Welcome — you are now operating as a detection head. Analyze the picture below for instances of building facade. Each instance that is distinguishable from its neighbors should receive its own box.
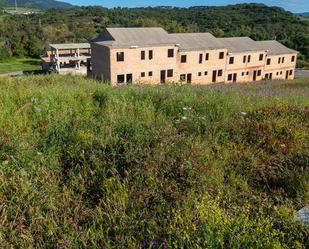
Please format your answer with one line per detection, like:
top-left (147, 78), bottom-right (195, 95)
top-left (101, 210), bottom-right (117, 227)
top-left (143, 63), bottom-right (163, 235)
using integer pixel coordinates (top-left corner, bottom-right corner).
top-left (90, 28), bottom-right (297, 85)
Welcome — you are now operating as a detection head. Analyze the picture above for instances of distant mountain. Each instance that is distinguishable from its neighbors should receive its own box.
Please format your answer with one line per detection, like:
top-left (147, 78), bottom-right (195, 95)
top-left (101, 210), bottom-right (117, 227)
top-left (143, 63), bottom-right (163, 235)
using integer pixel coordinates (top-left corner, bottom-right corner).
top-left (297, 12), bottom-right (309, 16)
top-left (2, 0), bottom-right (73, 9)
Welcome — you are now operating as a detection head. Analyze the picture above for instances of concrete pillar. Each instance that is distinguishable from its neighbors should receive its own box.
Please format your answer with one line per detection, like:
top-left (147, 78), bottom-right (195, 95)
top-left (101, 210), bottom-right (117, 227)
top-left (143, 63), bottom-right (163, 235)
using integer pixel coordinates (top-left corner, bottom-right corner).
top-left (56, 61), bottom-right (60, 72)
top-left (77, 61), bottom-right (80, 69)
top-left (77, 48), bottom-right (80, 57)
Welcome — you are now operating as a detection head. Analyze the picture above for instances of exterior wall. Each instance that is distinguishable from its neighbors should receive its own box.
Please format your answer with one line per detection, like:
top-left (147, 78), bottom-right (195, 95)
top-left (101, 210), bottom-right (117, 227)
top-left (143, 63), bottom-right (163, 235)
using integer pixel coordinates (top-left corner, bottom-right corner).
top-left (109, 45), bottom-right (177, 85)
top-left (91, 43), bottom-right (111, 81)
top-left (91, 44), bottom-right (297, 85)
top-left (107, 46), bottom-right (227, 85)
top-left (176, 49), bottom-right (227, 84)
top-left (225, 51), bottom-right (266, 83)
top-left (263, 53), bottom-right (297, 80)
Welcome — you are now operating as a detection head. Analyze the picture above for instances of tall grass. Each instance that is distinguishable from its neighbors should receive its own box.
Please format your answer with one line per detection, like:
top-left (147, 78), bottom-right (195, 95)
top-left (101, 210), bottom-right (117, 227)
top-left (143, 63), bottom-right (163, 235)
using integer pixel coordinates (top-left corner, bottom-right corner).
top-left (0, 74), bottom-right (308, 248)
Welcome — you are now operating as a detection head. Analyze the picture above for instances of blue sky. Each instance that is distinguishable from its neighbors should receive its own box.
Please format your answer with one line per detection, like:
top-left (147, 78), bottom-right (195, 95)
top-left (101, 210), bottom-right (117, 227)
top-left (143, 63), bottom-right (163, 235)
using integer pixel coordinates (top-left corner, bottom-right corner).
top-left (65, 0), bottom-right (308, 13)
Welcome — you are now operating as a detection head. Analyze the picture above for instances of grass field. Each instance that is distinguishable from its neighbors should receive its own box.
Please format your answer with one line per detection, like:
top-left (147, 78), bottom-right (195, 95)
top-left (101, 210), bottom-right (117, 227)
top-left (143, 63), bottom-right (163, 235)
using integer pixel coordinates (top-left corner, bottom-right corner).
top-left (0, 57), bottom-right (41, 74)
top-left (0, 75), bottom-right (308, 248)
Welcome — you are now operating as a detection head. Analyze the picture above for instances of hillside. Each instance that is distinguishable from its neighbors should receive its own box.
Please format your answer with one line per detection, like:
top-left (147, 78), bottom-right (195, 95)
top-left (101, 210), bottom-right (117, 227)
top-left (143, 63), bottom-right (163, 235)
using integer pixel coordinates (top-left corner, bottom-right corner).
top-left (0, 74), bottom-right (308, 248)
top-left (1, 0), bottom-right (73, 9)
top-left (0, 3), bottom-right (308, 66)
top-left (298, 12), bottom-right (309, 16)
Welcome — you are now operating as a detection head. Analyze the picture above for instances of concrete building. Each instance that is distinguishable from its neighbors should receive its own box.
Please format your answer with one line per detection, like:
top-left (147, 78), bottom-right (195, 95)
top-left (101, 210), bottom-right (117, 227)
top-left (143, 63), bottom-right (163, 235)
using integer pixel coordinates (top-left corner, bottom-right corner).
top-left (41, 43), bottom-right (91, 75)
top-left (90, 27), bottom-right (297, 85)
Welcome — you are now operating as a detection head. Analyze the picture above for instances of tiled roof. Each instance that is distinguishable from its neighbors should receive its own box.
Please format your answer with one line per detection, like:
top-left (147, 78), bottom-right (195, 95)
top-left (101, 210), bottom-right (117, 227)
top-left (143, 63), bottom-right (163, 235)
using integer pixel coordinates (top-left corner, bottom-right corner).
top-left (94, 27), bottom-right (174, 47)
top-left (92, 27), bottom-right (298, 55)
top-left (217, 37), bottom-right (263, 53)
top-left (169, 33), bottom-right (226, 51)
top-left (255, 40), bottom-right (298, 55)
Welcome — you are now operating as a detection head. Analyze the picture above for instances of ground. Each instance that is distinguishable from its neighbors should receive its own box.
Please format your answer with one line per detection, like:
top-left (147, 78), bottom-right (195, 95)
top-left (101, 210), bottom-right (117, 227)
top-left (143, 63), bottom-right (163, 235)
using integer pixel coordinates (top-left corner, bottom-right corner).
top-left (0, 57), bottom-right (41, 74)
top-left (0, 75), bottom-right (308, 248)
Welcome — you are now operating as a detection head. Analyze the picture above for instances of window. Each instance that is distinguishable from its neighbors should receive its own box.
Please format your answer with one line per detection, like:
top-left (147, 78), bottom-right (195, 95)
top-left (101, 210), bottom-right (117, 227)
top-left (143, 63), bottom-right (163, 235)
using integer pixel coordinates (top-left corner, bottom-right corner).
top-left (278, 57), bottom-right (281, 64)
top-left (282, 57), bottom-right (285, 63)
top-left (181, 55), bottom-right (187, 63)
top-left (219, 52), bottom-right (224, 59)
top-left (247, 55), bottom-right (251, 63)
top-left (198, 72), bottom-right (202, 76)
top-left (218, 70), bottom-right (223, 77)
top-left (243, 56), bottom-right (247, 63)
top-left (141, 72), bottom-right (145, 77)
top-left (242, 72), bottom-right (245, 76)
top-left (246, 72), bottom-right (249, 75)
top-left (291, 56), bottom-right (295, 62)
top-left (257, 70), bottom-right (262, 76)
top-left (141, 50), bottom-right (145, 60)
top-left (259, 54), bottom-right (264, 61)
top-left (280, 71), bottom-right (283, 75)
top-left (148, 71), bottom-right (153, 76)
top-left (167, 69), bottom-right (173, 77)
top-left (117, 74), bottom-right (125, 83)
top-left (276, 72), bottom-right (279, 76)
top-left (267, 58), bottom-right (271, 65)
top-left (229, 57), bottom-right (234, 64)
top-left (168, 49), bottom-right (174, 58)
top-left (149, 50), bottom-right (153, 60)
top-left (289, 70), bottom-right (293, 76)
top-left (228, 74), bottom-right (233, 81)
top-left (116, 52), bottom-right (124, 61)
top-left (180, 74), bottom-right (186, 81)
top-left (204, 71), bottom-right (208, 76)
top-left (199, 54), bottom-right (203, 64)
top-left (205, 53), bottom-right (209, 61)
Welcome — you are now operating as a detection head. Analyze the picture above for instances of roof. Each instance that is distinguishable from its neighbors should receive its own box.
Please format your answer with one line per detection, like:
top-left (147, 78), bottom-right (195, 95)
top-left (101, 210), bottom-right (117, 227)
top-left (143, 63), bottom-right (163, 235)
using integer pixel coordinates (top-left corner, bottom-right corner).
top-left (169, 33), bottom-right (226, 51)
top-left (255, 40), bottom-right (298, 55)
top-left (50, 43), bottom-right (90, 50)
top-left (92, 27), bottom-right (298, 54)
top-left (217, 37), bottom-right (264, 53)
top-left (94, 27), bottom-right (174, 48)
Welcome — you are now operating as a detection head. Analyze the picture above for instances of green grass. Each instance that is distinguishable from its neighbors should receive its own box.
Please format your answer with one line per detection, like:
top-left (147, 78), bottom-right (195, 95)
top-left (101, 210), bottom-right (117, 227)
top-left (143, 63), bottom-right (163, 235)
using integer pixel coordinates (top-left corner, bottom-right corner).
top-left (0, 75), bottom-right (308, 248)
top-left (0, 57), bottom-right (41, 74)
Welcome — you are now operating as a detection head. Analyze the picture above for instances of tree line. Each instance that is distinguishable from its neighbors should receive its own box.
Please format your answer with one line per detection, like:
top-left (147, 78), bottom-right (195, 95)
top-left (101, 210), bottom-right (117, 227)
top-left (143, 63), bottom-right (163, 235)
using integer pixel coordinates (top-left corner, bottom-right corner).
top-left (0, 4), bottom-right (308, 66)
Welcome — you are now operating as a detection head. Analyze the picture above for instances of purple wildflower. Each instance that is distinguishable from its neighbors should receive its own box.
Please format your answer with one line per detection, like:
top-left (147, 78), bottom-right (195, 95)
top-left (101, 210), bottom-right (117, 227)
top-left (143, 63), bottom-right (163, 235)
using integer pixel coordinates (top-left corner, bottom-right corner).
top-left (150, 237), bottom-right (158, 245)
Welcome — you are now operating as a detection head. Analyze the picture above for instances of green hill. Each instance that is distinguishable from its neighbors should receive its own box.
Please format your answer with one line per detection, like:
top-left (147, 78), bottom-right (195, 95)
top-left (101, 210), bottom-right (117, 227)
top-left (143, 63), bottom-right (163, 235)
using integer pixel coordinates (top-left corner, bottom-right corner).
top-left (0, 74), bottom-right (308, 248)
top-left (0, 3), bottom-right (309, 66)
top-left (1, 0), bottom-right (73, 9)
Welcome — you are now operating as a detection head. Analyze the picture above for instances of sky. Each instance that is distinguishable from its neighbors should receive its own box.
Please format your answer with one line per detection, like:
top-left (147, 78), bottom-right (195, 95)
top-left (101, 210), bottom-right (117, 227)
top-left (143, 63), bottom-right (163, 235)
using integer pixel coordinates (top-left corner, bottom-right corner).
top-left (65, 0), bottom-right (309, 13)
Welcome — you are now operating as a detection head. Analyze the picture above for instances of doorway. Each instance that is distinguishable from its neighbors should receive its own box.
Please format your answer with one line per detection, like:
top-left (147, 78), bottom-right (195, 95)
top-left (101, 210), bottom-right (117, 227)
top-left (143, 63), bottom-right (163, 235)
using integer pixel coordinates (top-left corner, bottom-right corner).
top-left (285, 70), bottom-right (289, 80)
top-left (253, 70), bottom-right (257, 81)
top-left (187, 73), bottom-right (192, 84)
top-left (160, 70), bottom-right (166, 83)
top-left (233, 73), bottom-right (237, 82)
top-left (212, 70), bottom-right (217, 83)
top-left (126, 74), bottom-right (132, 84)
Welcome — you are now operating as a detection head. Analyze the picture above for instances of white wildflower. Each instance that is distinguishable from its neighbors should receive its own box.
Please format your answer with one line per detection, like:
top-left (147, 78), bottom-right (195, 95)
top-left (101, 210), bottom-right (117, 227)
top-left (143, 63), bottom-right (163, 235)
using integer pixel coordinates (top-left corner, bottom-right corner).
top-left (240, 111), bottom-right (247, 116)
top-left (181, 116), bottom-right (187, 120)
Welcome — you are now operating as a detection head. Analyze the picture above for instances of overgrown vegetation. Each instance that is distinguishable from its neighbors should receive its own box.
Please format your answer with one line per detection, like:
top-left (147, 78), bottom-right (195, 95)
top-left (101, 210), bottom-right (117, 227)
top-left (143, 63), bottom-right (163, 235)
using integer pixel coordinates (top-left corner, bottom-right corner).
top-left (0, 75), bottom-right (308, 248)
top-left (0, 3), bottom-right (309, 66)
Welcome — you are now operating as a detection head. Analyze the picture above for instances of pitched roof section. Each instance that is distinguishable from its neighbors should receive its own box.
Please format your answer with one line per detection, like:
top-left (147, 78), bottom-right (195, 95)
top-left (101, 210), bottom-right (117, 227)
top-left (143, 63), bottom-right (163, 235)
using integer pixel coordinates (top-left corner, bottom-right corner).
top-left (94, 27), bottom-right (174, 47)
top-left (217, 37), bottom-right (264, 53)
top-left (92, 27), bottom-right (298, 54)
top-left (169, 33), bottom-right (226, 51)
top-left (255, 40), bottom-right (298, 55)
